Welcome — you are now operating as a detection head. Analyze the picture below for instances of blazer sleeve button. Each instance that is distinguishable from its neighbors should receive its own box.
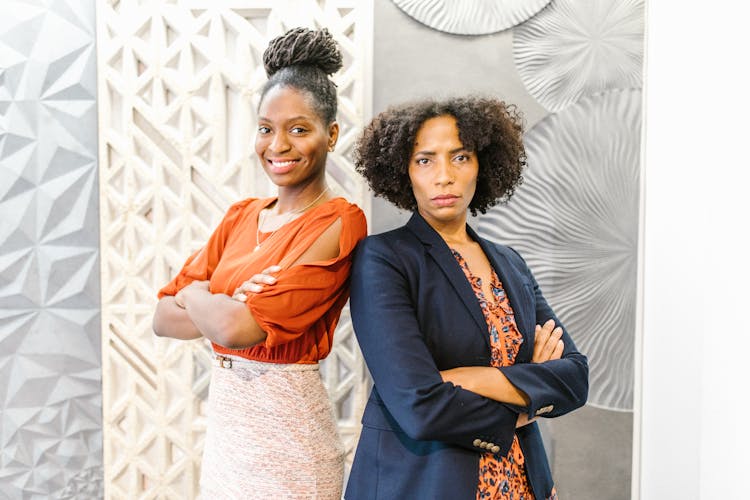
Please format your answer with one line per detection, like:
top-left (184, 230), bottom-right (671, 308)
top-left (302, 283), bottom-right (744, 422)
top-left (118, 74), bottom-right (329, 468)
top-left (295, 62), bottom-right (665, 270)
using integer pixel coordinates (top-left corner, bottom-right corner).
top-left (473, 439), bottom-right (482, 447)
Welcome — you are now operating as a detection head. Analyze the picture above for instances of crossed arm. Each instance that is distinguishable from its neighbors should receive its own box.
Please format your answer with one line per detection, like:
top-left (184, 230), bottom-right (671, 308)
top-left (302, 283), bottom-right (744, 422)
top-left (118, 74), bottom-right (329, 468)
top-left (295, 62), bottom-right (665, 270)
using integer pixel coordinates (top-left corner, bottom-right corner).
top-left (440, 319), bottom-right (565, 427)
top-left (152, 219), bottom-right (342, 349)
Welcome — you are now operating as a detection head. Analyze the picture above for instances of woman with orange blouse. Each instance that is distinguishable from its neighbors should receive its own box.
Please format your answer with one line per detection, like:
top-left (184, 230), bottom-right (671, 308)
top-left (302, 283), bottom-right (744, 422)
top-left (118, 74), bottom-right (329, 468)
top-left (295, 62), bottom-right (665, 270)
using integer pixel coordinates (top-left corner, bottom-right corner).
top-left (346, 98), bottom-right (588, 499)
top-left (152, 28), bottom-right (366, 498)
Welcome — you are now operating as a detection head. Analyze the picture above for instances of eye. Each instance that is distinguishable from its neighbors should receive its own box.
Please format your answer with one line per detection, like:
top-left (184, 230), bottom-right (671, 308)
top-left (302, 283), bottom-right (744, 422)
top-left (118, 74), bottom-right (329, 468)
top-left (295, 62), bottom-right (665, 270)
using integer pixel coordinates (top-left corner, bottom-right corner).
top-left (454, 153), bottom-right (470, 163)
top-left (290, 126), bottom-right (307, 134)
top-left (415, 157), bottom-right (430, 166)
top-left (258, 126), bottom-right (271, 134)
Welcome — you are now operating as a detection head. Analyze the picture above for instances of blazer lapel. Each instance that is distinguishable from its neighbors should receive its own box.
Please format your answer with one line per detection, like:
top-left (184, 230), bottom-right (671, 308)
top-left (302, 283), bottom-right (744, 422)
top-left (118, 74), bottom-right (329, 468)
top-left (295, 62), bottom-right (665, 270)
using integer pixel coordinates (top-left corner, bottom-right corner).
top-left (406, 213), bottom-right (491, 351)
top-left (469, 225), bottom-right (535, 362)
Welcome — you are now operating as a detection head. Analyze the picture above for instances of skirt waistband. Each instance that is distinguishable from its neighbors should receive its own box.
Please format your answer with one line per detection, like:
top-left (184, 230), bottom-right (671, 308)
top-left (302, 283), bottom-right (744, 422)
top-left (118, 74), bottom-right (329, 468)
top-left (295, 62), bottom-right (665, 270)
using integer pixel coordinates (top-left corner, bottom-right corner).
top-left (213, 353), bottom-right (319, 372)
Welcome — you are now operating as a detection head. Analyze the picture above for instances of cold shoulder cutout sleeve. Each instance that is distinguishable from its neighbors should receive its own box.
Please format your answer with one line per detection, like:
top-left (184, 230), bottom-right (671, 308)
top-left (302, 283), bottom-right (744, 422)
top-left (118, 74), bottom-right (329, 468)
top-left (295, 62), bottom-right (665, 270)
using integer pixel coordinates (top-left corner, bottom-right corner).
top-left (246, 202), bottom-right (367, 349)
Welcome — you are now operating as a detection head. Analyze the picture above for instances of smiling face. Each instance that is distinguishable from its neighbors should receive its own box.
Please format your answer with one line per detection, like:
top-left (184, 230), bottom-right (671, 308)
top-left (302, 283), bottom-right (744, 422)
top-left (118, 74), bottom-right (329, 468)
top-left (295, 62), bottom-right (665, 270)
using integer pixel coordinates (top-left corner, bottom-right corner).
top-left (408, 115), bottom-right (479, 230)
top-left (255, 85), bottom-right (338, 189)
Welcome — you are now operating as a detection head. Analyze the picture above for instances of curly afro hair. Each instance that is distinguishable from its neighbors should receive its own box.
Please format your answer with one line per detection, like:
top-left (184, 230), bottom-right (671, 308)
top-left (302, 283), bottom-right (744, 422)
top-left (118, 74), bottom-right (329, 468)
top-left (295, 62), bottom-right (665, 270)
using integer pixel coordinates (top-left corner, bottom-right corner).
top-left (260, 27), bottom-right (343, 124)
top-left (355, 97), bottom-right (527, 215)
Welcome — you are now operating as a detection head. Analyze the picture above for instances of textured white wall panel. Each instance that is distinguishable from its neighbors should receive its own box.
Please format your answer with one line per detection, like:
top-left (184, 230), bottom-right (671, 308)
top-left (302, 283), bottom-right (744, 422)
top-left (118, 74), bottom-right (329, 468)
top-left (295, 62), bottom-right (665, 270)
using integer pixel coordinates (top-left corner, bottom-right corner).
top-left (513, 0), bottom-right (644, 112)
top-left (0, 1), bottom-right (102, 499)
top-left (478, 89), bottom-right (641, 411)
top-left (95, 1), bottom-right (372, 497)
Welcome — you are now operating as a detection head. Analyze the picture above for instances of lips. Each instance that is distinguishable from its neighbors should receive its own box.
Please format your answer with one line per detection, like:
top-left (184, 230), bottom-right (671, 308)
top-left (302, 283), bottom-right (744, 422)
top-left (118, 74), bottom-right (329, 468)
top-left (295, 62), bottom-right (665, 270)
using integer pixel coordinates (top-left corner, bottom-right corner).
top-left (431, 194), bottom-right (459, 207)
top-left (266, 158), bottom-right (299, 174)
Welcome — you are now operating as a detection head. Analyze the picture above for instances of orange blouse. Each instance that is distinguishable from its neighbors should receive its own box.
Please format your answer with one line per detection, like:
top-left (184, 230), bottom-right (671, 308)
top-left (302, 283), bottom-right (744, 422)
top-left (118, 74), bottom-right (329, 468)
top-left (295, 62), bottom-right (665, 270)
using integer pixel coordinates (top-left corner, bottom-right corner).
top-left (158, 196), bottom-right (367, 364)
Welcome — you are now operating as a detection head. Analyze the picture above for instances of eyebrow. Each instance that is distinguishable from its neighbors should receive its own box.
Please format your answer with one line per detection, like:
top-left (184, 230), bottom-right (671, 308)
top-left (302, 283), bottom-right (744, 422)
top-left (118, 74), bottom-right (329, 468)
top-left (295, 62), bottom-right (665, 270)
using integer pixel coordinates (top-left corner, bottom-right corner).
top-left (413, 147), bottom-right (469, 156)
top-left (257, 115), bottom-right (313, 123)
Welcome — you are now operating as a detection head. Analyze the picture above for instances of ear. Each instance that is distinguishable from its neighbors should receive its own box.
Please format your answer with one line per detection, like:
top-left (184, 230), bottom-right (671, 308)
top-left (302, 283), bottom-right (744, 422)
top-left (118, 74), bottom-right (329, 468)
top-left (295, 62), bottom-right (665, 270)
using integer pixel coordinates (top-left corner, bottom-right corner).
top-left (327, 121), bottom-right (339, 152)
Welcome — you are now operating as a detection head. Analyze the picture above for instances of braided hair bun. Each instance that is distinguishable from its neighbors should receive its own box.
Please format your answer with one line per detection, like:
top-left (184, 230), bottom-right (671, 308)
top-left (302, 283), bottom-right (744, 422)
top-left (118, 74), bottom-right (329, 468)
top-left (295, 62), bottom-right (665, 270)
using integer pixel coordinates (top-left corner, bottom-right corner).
top-left (259, 27), bottom-right (343, 124)
top-left (263, 27), bottom-right (343, 78)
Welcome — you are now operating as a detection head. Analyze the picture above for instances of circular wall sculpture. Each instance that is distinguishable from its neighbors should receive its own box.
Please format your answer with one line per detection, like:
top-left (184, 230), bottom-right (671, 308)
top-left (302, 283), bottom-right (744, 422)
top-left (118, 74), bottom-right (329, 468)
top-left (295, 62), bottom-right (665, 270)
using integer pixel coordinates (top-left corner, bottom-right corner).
top-left (477, 89), bottom-right (641, 411)
top-left (392, 0), bottom-right (552, 35)
top-left (514, 0), bottom-right (643, 111)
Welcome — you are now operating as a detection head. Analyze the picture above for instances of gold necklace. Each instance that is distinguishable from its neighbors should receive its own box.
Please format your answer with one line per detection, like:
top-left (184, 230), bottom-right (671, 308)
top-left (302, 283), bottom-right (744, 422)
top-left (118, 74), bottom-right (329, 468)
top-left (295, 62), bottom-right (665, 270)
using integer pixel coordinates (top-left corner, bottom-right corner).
top-left (254, 187), bottom-right (329, 251)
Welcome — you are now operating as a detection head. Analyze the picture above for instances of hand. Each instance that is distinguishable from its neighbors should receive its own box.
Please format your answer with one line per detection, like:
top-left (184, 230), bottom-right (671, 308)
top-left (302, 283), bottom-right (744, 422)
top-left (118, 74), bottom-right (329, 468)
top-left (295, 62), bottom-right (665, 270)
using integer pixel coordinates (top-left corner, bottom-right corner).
top-left (532, 319), bottom-right (564, 364)
top-left (516, 413), bottom-right (537, 428)
top-left (231, 265), bottom-right (281, 302)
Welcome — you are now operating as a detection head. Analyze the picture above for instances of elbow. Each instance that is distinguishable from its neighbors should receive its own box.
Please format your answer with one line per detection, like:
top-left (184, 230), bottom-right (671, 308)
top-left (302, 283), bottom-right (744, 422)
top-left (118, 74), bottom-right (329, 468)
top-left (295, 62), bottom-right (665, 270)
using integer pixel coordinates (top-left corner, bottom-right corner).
top-left (152, 302), bottom-right (167, 337)
top-left (211, 314), bottom-right (264, 349)
top-left (401, 419), bottom-right (434, 441)
top-left (397, 402), bottom-right (443, 441)
top-left (572, 355), bottom-right (590, 409)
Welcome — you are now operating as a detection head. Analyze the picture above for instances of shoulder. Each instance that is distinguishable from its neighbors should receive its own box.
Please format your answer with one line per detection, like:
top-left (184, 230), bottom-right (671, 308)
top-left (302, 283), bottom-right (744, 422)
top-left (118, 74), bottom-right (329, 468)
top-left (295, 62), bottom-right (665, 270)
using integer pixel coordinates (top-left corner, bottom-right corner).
top-left (355, 225), bottom-right (420, 266)
top-left (315, 197), bottom-right (368, 242)
top-left (213, 197), bottom-right (266, 232)
top-left (479, 237), bottom-right (532, 274)
top-left (224, 197), bottom-right (269, 219)
top-left (327, 197), bottom-right (367, 226)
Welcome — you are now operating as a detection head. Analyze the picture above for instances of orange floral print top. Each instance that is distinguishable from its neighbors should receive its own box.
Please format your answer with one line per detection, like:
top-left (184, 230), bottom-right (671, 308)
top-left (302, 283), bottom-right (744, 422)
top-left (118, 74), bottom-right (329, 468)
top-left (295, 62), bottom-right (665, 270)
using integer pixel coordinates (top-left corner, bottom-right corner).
top-left (451, 249), bottom-right (558, 500)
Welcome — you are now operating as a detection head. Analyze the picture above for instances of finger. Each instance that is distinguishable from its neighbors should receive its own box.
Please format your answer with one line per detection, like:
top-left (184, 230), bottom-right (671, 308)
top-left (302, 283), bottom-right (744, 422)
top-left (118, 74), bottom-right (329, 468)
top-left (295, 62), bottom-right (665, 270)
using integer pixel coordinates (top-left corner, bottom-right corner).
top-left (538, 327), bottom-right (563, 361)
top-left (250, 273), bottom-right (277, 285)
top-left (541, 318), bottom-right (556, 334)
top-left (550, 339), bottom-right (564, 360)
top-left (533, 321), bottom-right (553, 349)
top-left (238, 282), bottom-right (264, 293)
top-left (261, 265), bottom-right (282, 275)
top-left (232, 292), bottom-right (248, 302)
top-left (532, 324), bottom-right (546, 359)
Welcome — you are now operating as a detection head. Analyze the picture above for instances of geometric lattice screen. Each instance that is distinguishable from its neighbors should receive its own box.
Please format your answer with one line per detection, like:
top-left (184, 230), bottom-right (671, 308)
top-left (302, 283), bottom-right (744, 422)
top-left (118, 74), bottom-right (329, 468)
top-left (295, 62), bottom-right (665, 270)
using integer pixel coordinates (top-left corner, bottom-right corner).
top-left (96, 1), bottom-right (372, 497)
top-left (1, 1), bottom-right (102, 498)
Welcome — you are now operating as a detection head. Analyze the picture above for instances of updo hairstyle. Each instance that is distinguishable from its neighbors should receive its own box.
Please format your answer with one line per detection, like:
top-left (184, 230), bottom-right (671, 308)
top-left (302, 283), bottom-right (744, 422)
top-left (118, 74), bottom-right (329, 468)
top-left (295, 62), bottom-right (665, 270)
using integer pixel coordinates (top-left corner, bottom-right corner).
top-left (260, 27), bottom-right (343, 124)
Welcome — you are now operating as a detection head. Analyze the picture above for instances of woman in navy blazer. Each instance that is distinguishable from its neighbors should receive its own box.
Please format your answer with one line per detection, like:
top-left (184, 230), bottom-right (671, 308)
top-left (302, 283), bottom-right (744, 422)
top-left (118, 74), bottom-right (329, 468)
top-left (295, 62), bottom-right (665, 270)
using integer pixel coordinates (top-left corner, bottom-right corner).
top-left (346, 97), bottom-right (588, 499)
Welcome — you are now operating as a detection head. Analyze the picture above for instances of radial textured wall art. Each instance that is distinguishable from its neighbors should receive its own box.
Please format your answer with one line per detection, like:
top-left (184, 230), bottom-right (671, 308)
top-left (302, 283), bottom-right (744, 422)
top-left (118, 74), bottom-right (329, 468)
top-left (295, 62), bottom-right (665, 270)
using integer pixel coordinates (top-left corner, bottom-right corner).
top-left (96, 1), bottom-right (372, 497)
top-left (392, 0), bottom-right (552, 35)
top-left (477, 89), bottom-right (641, 411)
top-left (0, 0), bottom-right (102, 498)
top-left (513, 0), bottom-right (643, 112)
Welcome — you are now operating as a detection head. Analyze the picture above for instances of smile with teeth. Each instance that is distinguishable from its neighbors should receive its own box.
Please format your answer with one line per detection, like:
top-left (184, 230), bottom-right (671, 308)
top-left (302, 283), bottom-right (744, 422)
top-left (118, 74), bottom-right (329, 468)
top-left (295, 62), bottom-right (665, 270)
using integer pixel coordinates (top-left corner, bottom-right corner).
top-left (268, 159), bottom-right (298, 167)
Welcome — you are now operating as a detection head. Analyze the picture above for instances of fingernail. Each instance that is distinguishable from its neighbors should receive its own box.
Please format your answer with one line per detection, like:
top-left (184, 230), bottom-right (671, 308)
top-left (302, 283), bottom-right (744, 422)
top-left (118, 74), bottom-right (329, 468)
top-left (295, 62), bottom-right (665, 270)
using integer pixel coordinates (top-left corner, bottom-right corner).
top-left (236, 293), bottom-right (247, 301)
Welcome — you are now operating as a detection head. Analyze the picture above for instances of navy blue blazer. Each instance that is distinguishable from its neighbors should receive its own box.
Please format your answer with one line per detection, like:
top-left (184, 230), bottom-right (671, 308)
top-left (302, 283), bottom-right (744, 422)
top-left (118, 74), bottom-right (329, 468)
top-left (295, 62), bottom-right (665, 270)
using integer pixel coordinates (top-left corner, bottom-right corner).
top-left (345, 212), bottom-right (588, 500)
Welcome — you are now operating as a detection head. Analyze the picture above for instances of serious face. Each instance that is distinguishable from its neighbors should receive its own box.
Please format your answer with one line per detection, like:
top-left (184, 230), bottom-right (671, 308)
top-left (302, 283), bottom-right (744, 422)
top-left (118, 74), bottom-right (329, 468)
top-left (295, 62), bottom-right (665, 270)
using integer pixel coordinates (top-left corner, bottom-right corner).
top-left (408, 115), bottom-right (478, 228)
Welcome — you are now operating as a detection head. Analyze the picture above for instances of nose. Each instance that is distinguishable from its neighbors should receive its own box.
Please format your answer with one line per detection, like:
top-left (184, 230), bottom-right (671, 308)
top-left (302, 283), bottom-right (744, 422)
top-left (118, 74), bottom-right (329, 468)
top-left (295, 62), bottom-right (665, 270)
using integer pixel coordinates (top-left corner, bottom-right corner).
top-left (268, 131), bottom-right (291, 153)
top-left (434, 158), bottom-right (454, 186)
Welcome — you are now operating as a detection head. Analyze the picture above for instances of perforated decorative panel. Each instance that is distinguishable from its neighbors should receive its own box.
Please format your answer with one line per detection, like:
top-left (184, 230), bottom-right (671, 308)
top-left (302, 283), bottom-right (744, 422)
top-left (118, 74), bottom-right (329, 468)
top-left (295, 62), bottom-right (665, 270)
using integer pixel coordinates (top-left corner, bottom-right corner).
top-left (96, 1), bottom-right (372, 497)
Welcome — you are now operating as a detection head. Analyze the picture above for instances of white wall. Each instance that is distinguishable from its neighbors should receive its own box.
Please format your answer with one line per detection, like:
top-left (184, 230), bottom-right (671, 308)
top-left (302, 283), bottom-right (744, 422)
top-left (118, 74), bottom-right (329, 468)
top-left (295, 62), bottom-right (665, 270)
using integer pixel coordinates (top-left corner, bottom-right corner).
top-left (639, 2), bottom-right (750, 498)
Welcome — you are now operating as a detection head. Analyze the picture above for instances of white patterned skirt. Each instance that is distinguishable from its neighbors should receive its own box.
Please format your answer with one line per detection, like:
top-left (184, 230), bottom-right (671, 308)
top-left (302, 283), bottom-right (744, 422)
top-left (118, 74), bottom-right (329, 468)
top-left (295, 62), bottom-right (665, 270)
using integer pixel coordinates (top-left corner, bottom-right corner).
top-left (199, 354), bottom-right (344, 499)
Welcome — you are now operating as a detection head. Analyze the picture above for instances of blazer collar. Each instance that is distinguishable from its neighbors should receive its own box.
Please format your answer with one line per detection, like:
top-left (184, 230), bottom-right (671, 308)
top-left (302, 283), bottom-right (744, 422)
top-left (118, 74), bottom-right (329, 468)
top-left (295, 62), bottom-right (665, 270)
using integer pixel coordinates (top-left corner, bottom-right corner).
top-left (406, 212), bottom-right (535, 358)
top-left (406, 212), bottom-right (490, 349)
top-left (470, 226), bottom-right (535, 361)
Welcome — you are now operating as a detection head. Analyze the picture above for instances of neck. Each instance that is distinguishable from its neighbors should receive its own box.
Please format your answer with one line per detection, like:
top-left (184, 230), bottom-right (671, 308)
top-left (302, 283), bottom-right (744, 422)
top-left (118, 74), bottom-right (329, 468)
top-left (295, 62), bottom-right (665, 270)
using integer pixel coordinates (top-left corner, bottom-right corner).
top-left (275, 179), bottom-right (329, 214)
top-left (419, 210), bottom-right (472, 246)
